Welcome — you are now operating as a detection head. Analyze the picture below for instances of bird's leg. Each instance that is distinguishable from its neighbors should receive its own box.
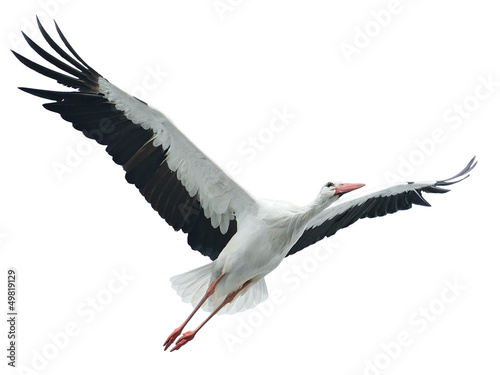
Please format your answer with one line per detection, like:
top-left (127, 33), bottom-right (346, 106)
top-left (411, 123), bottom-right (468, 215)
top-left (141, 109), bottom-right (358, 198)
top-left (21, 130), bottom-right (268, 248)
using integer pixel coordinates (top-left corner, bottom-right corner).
top-left (170, 280), bottom-right (252, 352)
top-left (163, 273), bottom-right (225, 351)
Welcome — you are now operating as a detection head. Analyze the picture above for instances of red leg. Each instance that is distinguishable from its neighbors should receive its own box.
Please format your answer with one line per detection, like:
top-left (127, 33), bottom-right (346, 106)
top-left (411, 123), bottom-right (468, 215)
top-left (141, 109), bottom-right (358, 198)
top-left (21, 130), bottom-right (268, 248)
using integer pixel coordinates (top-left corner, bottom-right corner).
top-left (163, 273), bottom-right (225, 351)
top-left (170, 280), bottom-right (252, 352)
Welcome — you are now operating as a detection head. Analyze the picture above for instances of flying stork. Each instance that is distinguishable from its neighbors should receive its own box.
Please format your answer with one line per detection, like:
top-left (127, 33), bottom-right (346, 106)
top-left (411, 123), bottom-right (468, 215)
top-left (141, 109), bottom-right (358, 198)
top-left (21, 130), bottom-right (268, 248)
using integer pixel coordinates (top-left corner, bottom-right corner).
top-left (13, 19), bottom-right (476, 352)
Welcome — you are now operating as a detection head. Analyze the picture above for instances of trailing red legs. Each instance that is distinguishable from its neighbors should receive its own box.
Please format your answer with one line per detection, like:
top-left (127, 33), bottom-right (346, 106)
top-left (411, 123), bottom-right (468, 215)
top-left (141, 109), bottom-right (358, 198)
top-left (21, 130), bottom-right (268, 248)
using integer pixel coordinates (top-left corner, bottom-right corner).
top-left (163, 273), bottom-right (225, 351)
top-left (170, 279), bottom-right (252, 352)
top-left (164, 277), bottom-right (252, 352)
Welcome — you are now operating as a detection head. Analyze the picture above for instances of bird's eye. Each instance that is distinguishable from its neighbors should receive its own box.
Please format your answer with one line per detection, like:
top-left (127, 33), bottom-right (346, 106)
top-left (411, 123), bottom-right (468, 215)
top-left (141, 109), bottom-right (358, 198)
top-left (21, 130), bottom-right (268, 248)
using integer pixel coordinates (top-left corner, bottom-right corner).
top-left (325, 182), bottom-right (334, 188)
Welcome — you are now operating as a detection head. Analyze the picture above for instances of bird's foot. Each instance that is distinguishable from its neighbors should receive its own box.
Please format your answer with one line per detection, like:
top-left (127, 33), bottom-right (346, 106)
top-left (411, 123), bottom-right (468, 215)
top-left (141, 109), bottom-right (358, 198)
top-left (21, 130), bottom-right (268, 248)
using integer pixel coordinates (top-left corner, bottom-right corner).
top-left (163, 327), bottom-right (183, 351)
top-left (170, 331), bottom-right (196, 352)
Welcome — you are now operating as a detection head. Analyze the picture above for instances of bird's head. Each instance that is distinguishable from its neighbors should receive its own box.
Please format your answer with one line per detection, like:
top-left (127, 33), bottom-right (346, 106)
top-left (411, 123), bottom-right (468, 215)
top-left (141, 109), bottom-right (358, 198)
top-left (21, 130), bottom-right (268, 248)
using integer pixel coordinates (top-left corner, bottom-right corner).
top-left (319, 181), bottom-right (365, 202)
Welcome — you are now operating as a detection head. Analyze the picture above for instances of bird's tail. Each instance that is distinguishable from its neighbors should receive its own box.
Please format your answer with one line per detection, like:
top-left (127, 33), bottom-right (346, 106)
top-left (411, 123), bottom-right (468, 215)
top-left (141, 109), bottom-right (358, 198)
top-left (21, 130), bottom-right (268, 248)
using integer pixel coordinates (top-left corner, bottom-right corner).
top-left (170, 263), bottom-right (214, 309)
top-left (170, 263), bottom-right (268, 315)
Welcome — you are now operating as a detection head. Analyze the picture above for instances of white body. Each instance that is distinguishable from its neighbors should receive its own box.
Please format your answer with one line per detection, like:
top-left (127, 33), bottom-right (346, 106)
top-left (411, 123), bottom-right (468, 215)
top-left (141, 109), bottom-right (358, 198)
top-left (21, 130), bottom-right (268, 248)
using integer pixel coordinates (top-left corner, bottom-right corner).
top-left (172, 197), bottom-right (335, 314)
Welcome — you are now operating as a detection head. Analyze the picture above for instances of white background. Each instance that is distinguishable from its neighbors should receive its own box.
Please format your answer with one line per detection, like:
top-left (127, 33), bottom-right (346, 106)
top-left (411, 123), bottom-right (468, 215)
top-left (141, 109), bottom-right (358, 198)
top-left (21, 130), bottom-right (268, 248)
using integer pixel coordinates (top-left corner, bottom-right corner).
top-left (1, 1), bottom-right (499, 374)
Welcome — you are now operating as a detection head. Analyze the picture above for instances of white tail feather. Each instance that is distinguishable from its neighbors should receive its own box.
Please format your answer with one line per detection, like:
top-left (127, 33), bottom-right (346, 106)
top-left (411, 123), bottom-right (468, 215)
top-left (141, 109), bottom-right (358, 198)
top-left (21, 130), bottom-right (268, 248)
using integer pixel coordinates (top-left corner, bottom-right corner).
top-left (170, 263), bottom-right (213, 305)
top-left (170, 264), bottom-right (268, 315)
top-left (206, 277), bottom-right (268, 315)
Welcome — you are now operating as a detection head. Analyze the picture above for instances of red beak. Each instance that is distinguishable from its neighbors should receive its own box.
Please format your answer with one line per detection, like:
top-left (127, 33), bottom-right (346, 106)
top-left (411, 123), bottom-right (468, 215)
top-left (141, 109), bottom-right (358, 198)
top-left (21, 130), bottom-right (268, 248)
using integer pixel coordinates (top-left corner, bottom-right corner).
top-left (335, 183), bottom-right (365, 196)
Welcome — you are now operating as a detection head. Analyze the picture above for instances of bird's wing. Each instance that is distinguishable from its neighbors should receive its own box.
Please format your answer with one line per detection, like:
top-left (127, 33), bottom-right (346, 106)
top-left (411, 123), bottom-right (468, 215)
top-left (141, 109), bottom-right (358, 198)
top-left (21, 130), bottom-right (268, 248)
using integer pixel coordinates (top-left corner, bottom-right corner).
top-left (13, 19), bottom-right (257, 260)
top-left (287, 157), bottom-right (476, 256)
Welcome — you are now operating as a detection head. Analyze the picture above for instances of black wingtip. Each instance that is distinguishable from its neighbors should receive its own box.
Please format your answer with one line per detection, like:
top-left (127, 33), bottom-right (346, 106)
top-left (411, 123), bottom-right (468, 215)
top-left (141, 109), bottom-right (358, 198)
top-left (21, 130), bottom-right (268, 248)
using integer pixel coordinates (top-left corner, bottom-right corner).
top-left (53, 18), bottom-right (95, 73)
top-left (437, 156), bottom-right (477, 186)
top-left (33, 16), bottom-right (100, 80)
top-left (11, 49), bottom-right (31, 68)
top-left (18, 87), bottom-right (61, 100)
top-left (18, 86), bottom-right (32, 94)
top-left (422, 186), bottom-right (450, 194)
top-left (12, 48), bottom-right (89, 90)
top-left (11, 49), bottom-right (23, 60)
top-left (411, 189), bottom-right (432, 207)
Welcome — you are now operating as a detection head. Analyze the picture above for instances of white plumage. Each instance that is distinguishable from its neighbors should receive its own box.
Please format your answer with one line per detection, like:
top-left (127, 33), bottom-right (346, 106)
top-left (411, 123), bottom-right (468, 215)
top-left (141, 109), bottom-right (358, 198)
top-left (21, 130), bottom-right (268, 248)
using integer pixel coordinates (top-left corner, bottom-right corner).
top-left (13, 18), bottom-right (476, 352)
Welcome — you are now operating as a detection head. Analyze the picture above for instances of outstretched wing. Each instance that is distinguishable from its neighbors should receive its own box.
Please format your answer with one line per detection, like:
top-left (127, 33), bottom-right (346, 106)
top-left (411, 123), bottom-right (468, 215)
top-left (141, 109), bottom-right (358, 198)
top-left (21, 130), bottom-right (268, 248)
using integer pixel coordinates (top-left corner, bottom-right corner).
top-left (287, 157), bottom-right (477, 256)
top-left (13, 18), bottom-right (256, 260)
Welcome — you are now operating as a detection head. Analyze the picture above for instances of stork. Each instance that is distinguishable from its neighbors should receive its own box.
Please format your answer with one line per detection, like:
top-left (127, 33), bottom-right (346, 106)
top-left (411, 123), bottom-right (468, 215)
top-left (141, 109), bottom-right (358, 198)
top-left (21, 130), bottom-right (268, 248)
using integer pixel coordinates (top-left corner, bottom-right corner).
top-left (13, 19), bottom-right (476, 352)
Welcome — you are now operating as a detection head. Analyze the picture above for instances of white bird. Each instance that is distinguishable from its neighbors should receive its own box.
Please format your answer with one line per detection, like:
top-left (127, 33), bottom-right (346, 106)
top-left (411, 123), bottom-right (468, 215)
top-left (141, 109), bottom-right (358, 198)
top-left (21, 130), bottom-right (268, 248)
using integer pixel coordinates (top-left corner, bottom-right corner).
top-left (13, 19), bottom-right (476, 352)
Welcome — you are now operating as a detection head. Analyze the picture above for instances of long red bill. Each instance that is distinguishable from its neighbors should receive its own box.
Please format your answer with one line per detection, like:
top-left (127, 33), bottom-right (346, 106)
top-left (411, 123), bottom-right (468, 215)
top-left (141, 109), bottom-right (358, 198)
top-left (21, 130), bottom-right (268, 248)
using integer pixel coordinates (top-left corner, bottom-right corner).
top-left (335, 183), bottom-right (365, 195)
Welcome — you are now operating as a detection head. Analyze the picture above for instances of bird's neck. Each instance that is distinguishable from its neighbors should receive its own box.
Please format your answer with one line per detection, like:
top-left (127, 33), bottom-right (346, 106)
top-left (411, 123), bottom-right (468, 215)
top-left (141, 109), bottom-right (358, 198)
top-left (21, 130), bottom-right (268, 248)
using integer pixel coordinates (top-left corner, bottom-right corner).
top-left (289, 196), bottom-right (331, 232)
